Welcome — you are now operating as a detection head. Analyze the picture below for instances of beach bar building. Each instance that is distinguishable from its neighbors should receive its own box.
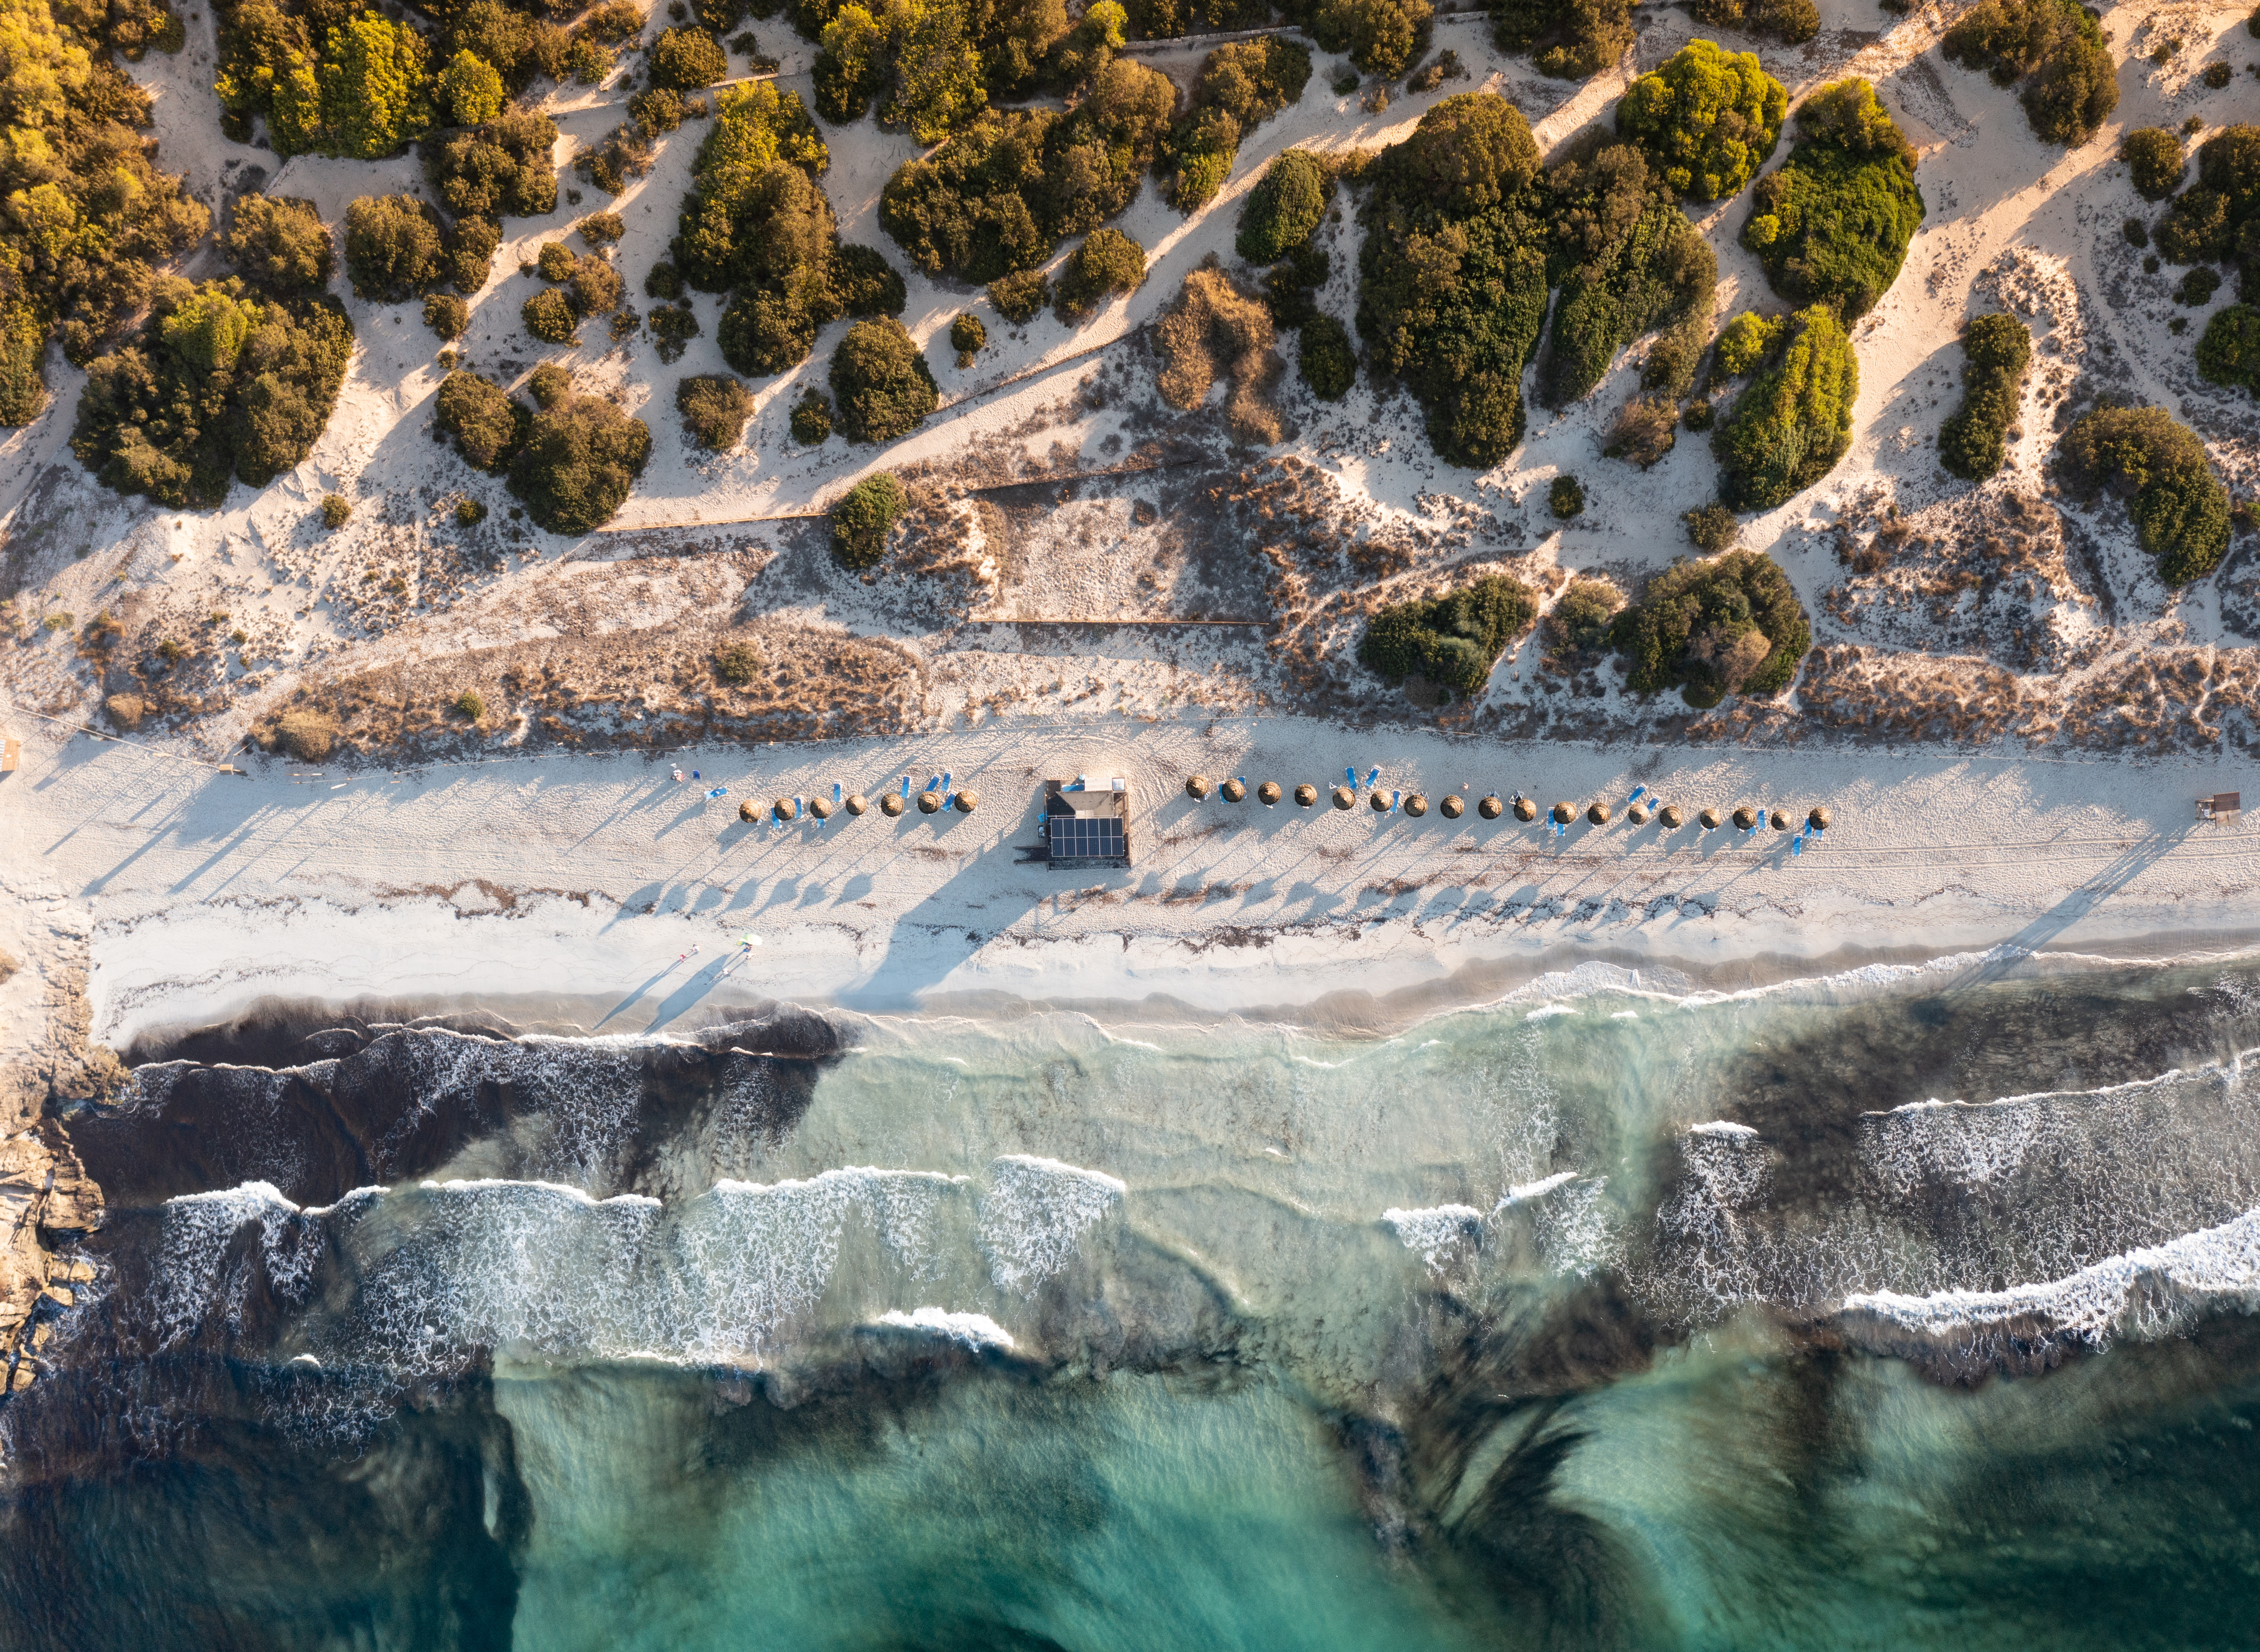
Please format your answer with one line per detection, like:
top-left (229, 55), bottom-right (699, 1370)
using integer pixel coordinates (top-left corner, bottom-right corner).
top-left (1045, 777), bottom-right (1131, 868)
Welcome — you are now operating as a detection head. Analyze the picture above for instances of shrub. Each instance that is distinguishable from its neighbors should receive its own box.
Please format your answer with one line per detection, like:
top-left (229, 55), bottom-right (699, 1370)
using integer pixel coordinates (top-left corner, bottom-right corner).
top-left (1942, 0), bottom-right (2117, 147)
top-left (1055, 228), bottom-right (1146, 320)
top-left (646, 261), bottom-right (686, 300)
top-left (1300, 313), bottom-right (1356, 399)
top-left (1714, 309), bottom-right (1785, 377)
top-left (1544, 576), bottom-right (1624, 657)
top-left (1538, 142), bottom-right (1715, 406)
top-left (105, 693), bottom-right (145, 730)
top-left (1154, 265), bottom-right (1284, 442)
top-left (832, 471), bottom-right (906, 566)
top-left (715, 641), bottom-right (762, 684)
top-left (2057, 405), bottom-right (2231, 582)
top-left (652, 25), bottom-right (729, 88)
top-left (2181, 267), bottom-right (2222, 305)
top-left (529, 362), bottom-right (573, 408)
top-left (1312, 0), bottom-right (1431, 79)
top-left (2123, 128), bottom-right (2186, 201)
top-left (225, 196), bottom-right (334, 293)
top-left (423, 294), bottom-right (469, 339)
top-left (1615, 40), bottom-right (1786, 202)
top-left (424, 110), bottom-right (561, 222)
top-left (437, 369), bottom-right (529, 471)
top-left (1238, 150), bottom-right (1332, 265)
top-left (673, 82), bottom-right (833, 290)
top-left (259, 13), bottom-right (433, 160)
top-left (2156, 127), bottom-right (2260, 268)
top-left (524, 289), bottom-right (578, 342)
top-left (580, 212), bottom-right (627, 248)
top-left (344, 195), bottom-right (448, 301)
top-left (437, 47), bottom-right (506, 126)
top-left (1549, 473), bottom-right (1585, 518)
top-left (453, 690), bottom-right (486, 720)
top-left (1164, 38), bottom-right (1311, 212)
top-left (649, 302), bottom-right (702, 363)
top-left (1612, 549), bottom-right (1808, 699)
top-left (2198, 304), bottom-right (2260, 392)
top-left (1681, 397), bottom-right (1714, 430)
top-left (2124, 216), bottom-right (2150, 248)
top-left (791, 388), bottom-right (835, 441)
top-left (1358, 574), bottom-right (1536, 693)
top-left (1384, 91), bottom-right (1542, 216)
top-left (567, 254), bottom-right (626, 317)
top-left (832, 244), bottom-right (908, 317)
top-left (1741, 81), bottom-right (1923, 320)
top-left (70, 277), bottom-right (354, 506)
top-left (276, 708), bottom-right (339, 761)
top-left (322, 494), bottom-right (352, 528)
top-left (456, 498), bottom-right (487, 526)
top-left (1936, 311), bottom-right (2030, 481)
top-left (990, 269), bottom-right (1051, 322)
top-left (1489, 0), bottom-right (1631, 80)
top-left (538, 241), bottom-right (575, 282)
top-left (1641, 310), bottom-right (1709, 399)
top-left (508, 394), bottom-right (653, 532)
top-left (1604, 395), bottom-right (1678, 467)
top-left (1685, 502), bottom-right (1737, 549)
top-left (1712, 302), bottom-right (1857, 508)
top-left (950, 312), bottom-right (987, 358)
top-left (828, 318), bottom-right (938, 440)
top-left (678, 373), bottom-right (755, 447)
top-left (2206, 61), bottom-right (2234, 90)
top-left (1690, 0), bottom-right (1818, 44)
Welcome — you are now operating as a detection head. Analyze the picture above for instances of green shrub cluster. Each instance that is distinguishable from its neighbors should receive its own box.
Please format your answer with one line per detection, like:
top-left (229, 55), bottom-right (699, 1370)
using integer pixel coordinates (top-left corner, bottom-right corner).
top-left (1941, 0), bottom-right (2117, 147)
top-left (1355, 94), bottom-right (1549, 467)
top-left (832, 471), bottom-right (906, 567)
top-left (2154, 126), bottom-right (2260, 300)
top-left (1712, 308), bottom-right (1784, 377)
top-left (1741, 79), bottom-right (1922, 320)
top-left (1313, 0), bottom-right (1432, 79)
top-left (1488, 0), bottom-right (1631, 81)
top-left (528, 361), bottom-right (571, 408)
top-left (792, 388), bottom-right (835, 441)
top-left (1163, 37), bottom-right (1310, 212)
top-left (2122, 127), bottom-right (2186, 201)
top-left (1710, 302), bottom-right (1857, 508)
top-left (809, 0), bottom-right (1114, 105)
top-left (1238, 149), bottom-right (1333, 264)
top-left (1611, 549), bottom-right (1808, 701)
top-left (437, 369), bottom-right (533, 471)
top-left (2057, 405), bottom-right (2231, 583)
top-left (879, 59), bottom-right (1175, 282)
top-left (321, 493), bottom-right (352, 528)
top-left (677, 373), bottom-right (755, 448)
top-left (1684, 502), bottom-right (1737, 550)
top-left (1543, 576), bottom-right (1623, 657)
top-left (435, 46), bottom-right (506, 125)
top-left (1936, 311), bottom-right (2029, 481)
top-left (1299, 313), bottom-right (1355, 399)
top-left (344, 194), bottom-right (498, 301)
top-left (828, 317), bottom-right (937, 442)
top-left (949, 311), bottom-right (986, 362)
top-left (424, 109), bottom-right (558, 232)
top-left (649, 301), bottom-right (700, 362)
top-left (2198, 305), bottom-right (2260, 393)
top-left (673, 82), bottom-right (904, 376)
top-left (652, 25), bottom-right (729, 88)
top-left (1615, 40), bottom-right (1785, 202)
top-left (1538, 139), bottom-right (1715, 407)
top-left (1056, 228), bottom-right (1145, 320)
top-left (434, 0), bottom-right (571, 97)
top-left (1690, 0), bottom-right (1817, 44)
top-left (1357, 574), bottom-right (1537, 693)
top-left (510, 394), bottom-right (653, 534)
top-left (1549, 473), bottom-right (1585, 517)
top-left (71, 275), bottom-right (353, 506)
top-left (1121, 0), bottom-right (1265, 40)
top-left (216, 5), bottom-right (433, 158)
top-left (0, 1), bottom-right (209, 423)
top-left (222, 195), bottom-right (333, 293)
top-left (423, 293), bottom-right (468, 338)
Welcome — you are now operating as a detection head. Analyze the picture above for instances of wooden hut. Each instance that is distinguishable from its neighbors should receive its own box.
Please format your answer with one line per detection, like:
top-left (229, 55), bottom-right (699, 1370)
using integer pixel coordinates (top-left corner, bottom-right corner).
top-left (953, 789), bottom-right (979, 813)
top-left (1660, 804), bottom-right (1684, 828)
top-left (881, 792), bottom-right (906, 816)
top-left (1045, 778), bottom-right (1130, 867)
top-left (1222, 778), bottom-right (1247, 802)
top-left (1732, 806), bottom-right (1757, 831)
top-left (1551, 802), bottom-right (1575, 825)
top-left (1699, 807), bottom-right (1721, 830)
top-left (845, 793), bottom-right (868, 816)
top-left (917, 790), bottom-right (943, 814)
top-left (1807, 805), bottom-right (1831, 831)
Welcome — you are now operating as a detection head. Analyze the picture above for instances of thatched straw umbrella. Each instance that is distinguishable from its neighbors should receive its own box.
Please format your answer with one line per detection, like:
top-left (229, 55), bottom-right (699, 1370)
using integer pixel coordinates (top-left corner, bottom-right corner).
top-left (1699, 807), bottom-right (1721, 830)
top-left (1186, 775), bottom-right (1212, 800)
top-left (1627, 802), bottom-right (1650, 825)
top-left (845, 793), bottom-right (868, 816)
top-left (1508, 796), bottom-right (1533, 821)
top-left (954, 789), bottom-right (978, 813)
top-left (1808, 805), bottom-right (1832, 831)
top-left (1258, 781), bottom-right (1281, 806)
top-left (811, 796), bottom-right (835, 821)
top-left (1405, 793), bottom-right (1428, 817)
top-left (1587, 801), bottom-right (1612, 826)
top-left (1295, 783), bottom-right (1317, 807)
top-left (1732, 806), bottom-right (1757, 831)
top-left (1551, 801), bottom-right (1575, 825)
top-left (1333, 786), bottom-right (1355, 810)
top-left (1769, 810), bottom-right (1788, 831)
top-left (1660, 804), bottom-right (1684, 828)
top-left (881, 792), bottom-right (905, 817)
top-left (1482, 795), bottom-right (1508, 821)
top-left (1370, 790), bottom-right (1390, 812)
top-left (772, 797), bottom-right (793, 822)
top-left (738, 800), bottom-right (757, 823)
top-left (1441, 795), bottom-right (1464, 819)
top-left (917, 790), bottom-right (942, 814)
top-left (1222, 778), bottom-right (1246, 802)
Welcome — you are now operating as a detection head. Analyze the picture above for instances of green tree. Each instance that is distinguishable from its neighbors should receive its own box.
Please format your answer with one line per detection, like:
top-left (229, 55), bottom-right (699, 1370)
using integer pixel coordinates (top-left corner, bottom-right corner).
top-left (1615, 39), bottom-right (1785, 201)
top-left (509, 394), bottom-right (653, 532)
top-left (1489, 0), bottom-right (1632, 81)
top-left (1938, 311), bottom-right (2030, 481)
top-left (1610, 549), bottom-right (1808, 700)
top-left (343, 194), bottom-right (447, 300)
top-left (1054, 227), bottom-right (1145, 320)
top-left (2197, 304), bottom-right (2260, 393)
top-left (436, 48), bottom-right (506, 126)
top-left (1238, 149), bottom-right (1331, 264)
top-left (677, 373), bottom-right (754, 447)
top-left (885, 0), bottom-right (986, 143)
top-left (523, 288), bottom-right (577, 341)
top-left (1941, 0), bottom-right (2116, 146)
top-left (650, 25), bottom-right (729, 88)
top-left (2057, 406), bottom-right (2231, 583)
top-left (1358, 574), bottom-right (1536, 693)
top-left (1313, 0), bottom-right (1431, 79)
top-left (828, 317), bottom-right (937, 440)
top-left (437, 368), bottom-right (527, 470)
top-left (1741, 79), bottom-right (1923, 320)
top-left (224, 194), bottom-right (333, 292)
top-left (814, 3), bottom-right (886, 121)
top-left (831, 471), bottom-right (906, 566)
top-left (2121, 127), bottom-right (2185, 200)
top-left (316, 13), bottom-right (432, 159)
top-left (1711, 301), bottom-right (1857, 508)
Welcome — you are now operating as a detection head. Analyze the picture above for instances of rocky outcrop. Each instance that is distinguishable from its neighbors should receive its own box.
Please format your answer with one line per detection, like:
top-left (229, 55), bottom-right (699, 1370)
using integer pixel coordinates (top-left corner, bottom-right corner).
top-left (0, 887), bottom-right (119, 1391)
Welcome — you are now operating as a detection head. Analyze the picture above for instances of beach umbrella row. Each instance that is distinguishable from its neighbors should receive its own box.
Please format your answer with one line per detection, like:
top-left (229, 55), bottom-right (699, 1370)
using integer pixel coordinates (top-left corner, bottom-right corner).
top-left (1186, 776), bottom-right (1831, 834)
top-left (737, 788), bottom-right (979, 824)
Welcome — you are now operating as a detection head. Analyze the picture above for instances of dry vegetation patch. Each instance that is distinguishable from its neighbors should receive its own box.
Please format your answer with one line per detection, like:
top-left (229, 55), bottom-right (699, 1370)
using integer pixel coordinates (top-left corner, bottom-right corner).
top-left (1153, 266), bottom-right (1286, 446)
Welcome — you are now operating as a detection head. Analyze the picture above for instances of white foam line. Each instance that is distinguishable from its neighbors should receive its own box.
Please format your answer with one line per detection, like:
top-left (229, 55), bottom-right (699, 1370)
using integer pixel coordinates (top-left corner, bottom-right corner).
top-left (876, 1307), bottom-right (1016, 1349)
top-left (1869, 1049), bottom-right (2258, 1117)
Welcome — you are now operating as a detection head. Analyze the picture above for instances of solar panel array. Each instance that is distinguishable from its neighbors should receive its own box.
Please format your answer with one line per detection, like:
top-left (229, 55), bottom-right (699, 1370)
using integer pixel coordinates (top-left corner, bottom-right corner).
top-left (1049, 815), bottom-right (1125, 858)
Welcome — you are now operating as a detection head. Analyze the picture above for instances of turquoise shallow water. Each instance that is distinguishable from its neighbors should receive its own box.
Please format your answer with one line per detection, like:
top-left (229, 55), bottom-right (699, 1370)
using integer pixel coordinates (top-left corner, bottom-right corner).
top-left (11, 952), bottom-right (2260, 1648)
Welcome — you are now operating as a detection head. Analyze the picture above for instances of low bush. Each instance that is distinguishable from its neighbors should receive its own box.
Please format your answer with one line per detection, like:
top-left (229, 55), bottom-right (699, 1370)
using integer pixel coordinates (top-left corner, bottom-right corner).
top-left (1055, 228), bottom-right (1146, 320)
top-left (529, 362), bottom-right (572, 408)
top-left (649, 302), bottom-right (701, 363)
top-left (950, 312), bottom-right (987, 361)
top-left (791, 388), bottom-right (835, 441)
top-left (990, 269), bottom-right (1051, 322)
top-left (1681, 396), bottom-right (1714, 430)
top-left (2155, 126), bottom-right (2260, 272)
top-left (1313, 0), bottom-right (1432, 80)
top-left (322, 494), bottom-right (353, 528)
top-left (1611, 549), bottom-right (1808, 700)
top-left (1714, 308), bottom-right (1785, 377)
top-left (1164, 37), bottom-right (1311, 212)
top-left (678, 374), bottom-right (754, 447)
top-left (344, 195), bottom-right (446, 301)
top-left (2197, 304), bottom-right (2260, 392)
top-left (1690, 0), bottom-right (1818, 44)
top-left (424, 110), bottom-right (560, 226)
top-left (1711, 302), bottom-right (1857, 508)
top-left (1641, 310), bottom-right (1709, 399)
top-left (509, 394), bottom-right (653, 532)
top-left (1489, 0), bottom-right (1631, 81)
top-left (1358, 574), bottom-right (1537, 693)
top-left (828, 318), bottom-right (938, 441)
top-left (1937, 311), bottom-right (2030, 481)
top-left (645, 261), bottom-right (686, 301)
top-left (224, 196), bottom-right (334, 293)
top-left (1549, 473), bottom-right (1585, 517)
top-left (436, 369), bottom-right (531, 471)
top-left (580, 212), bottom-right (627, 248)
top-left (2122, 127), bottom-right (2186, 201)
top-left (715, 641), bottom-right (762, 684)
top-left (1300, 313), bottom-right (1356, 400)
top-left (2180, 267), bottom-right (2221, 306)
top-left (1615, 40), bottom-right (1786, 202)
top-left (1684, 502), bottom-right (1737, 550)
top-left (1741, 79), bottom-right (1923, 320)
top-left (453, 690), bottom-right (486, 721)
top-left (1604, 395), bottom-right (1678, 467)
top-left (1155, 264), bottom-right (1283, 442)
top-left (651, 25), bottom-right (729, 88)
top-left (456, 498), bottom-right (487, 526)
top-left (2057, 405), bottom-right (2231, 583)
top-left (275, 708), bottom-right (339, 762)
top-left (1942, 0), bottom-right (2117, 147)
top-left (105, 693), bottom-right (145, 730)
top-left (1238, 150), bottom-right (1333, 266)
top-left (69, 277), bottom-right (355, 507)
top-left (424, 294), bottom-right (469, 338)
top-left (1543, 575), bottom-right (1624, 658)
top-left (523, 288), bottom-right (579, 342)
top-left (832, 471), bottom-right (906, 567)
top-left (538, 242), bottom-right (575, 282)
